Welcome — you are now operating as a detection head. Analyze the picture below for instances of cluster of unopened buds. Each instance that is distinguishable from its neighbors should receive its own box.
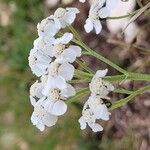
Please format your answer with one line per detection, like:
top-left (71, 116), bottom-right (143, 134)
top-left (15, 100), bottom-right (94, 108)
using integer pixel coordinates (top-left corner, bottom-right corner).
top-left (28, 0), bottom-right (116, 132)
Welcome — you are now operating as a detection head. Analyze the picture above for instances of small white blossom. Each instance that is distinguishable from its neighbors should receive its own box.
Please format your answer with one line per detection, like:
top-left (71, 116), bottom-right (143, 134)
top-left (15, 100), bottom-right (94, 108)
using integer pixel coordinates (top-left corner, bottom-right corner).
top-left (33, 36), bottom-right (55, 57)
top-left (42, 61), bottom-right (75, 95)
top-left (50, 7), bottom-right (79, 29)
top-left (52, 33), bottom-right (82, 63)
top-left (79, 94), bottom-right (111, 132)
top-left (28, 49), bottom-right (51, 77)
top-left (43, 84), bottom-right (76, 116)
top-left (30, 98), bottom-right (58, 131)
top-left (79, 108), bottom-right (103, 132)
top-left (84, 0), bottom-right (117, 34)
top-left (37, 17), bottom-right (59, 37)
top-left (87, 95), bottom-right (111, 120)
top-left (89, 69), bottom-right (114, 96)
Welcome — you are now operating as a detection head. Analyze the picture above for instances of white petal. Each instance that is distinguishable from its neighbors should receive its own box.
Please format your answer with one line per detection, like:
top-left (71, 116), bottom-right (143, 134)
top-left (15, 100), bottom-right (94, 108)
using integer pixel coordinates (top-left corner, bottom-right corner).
top-left (55, 75), bottom-right (67, 89)
top-left (44, 100), bottom-right (54, 114)
top-left (98, 7), bottom-right (109, 18)
top-left (94, 105), bottom-right (111, 120)
top-left (84, 19), bottom-right (93, 33)
top-left (68, 45), bottom-right (82, 57)
top-left (106, 0), bottom-right (117, 10)
top-left (58, 63), bottom-right (75, 81)
top-left (30, 96), bottom-right (36, 106)
top-left (43, 113), bottom-right (58, 127)
top-left (55, 33), bottom-right (73, 45)
top-left (89, 123), bottom-right (103, 132)
top-left (94, 20), bottom-right (102, 34)
top-left (36, 121), bottom-right (45, 131)
top-left (94, 69), bottom-right (108, 78)
top-left (79, 116), bottom-right (87, 130)
top-left (51, 100), bottom-right (67, 116)
top-left (65, 8), bottom-right (79, 24)
top-left (42, 76), bottom-right (67, 95)
top-left (54, 18), bottom-right (61, 29)
top-left (61, 84), bottom-right (76, 98)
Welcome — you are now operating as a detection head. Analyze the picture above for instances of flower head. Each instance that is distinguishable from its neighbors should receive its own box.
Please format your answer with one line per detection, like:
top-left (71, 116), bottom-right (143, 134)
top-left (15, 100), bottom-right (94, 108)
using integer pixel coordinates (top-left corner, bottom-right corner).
top-left (89, 69), bottom-right (114, 96)
top-left (79, 107), bottom-right (103, 132)
top-left (43, 84), bottom-right (76, 116)
top-left (51, 7), bottom-right (79, 29)
top-left (37, 17), bottom-right (59, 37)
top-left (42, 61), bottom-right (75, 95)
top-left (30, 98), bottom-right (58, 131)
top-left (52, 33), bottom-right (82, 63)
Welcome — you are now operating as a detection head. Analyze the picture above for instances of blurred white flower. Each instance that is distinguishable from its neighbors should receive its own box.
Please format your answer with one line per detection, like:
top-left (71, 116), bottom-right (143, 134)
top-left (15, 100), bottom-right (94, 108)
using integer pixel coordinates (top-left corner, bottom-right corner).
top-left (52, 33), bottom-right (82, 63)
top-left (62, 0), bottom-right (74, 5)
top-left (106, 0), bottom-right (138, 43)
top-left (89, 69), bottom-right (114, 96)
top-left (42, 61), bottom-right (75, 95)
top-left (50, 7), bottom-right (79, 29)
top-left (43, 84), bottom-right (76, 116)
top-left (84, 0), bottom-right (117, 34)
top-left (28, 49), bottom-right (51, 77)
top-left (37, 17), bottom-right (59, 37)
top-left (45, 0), bottom-right (59, 8)
top-left (30, 98), bottom-right (58, 131)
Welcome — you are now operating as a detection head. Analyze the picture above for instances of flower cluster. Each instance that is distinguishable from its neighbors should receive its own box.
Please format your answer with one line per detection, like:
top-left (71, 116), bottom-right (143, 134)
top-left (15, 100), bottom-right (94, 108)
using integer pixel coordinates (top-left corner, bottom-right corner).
top-left (28, 7), bottom-right (81, 131)
top-left (79, 0), bottom-right (117, 34)
top-left (79, 69), bottom-right (114, 132)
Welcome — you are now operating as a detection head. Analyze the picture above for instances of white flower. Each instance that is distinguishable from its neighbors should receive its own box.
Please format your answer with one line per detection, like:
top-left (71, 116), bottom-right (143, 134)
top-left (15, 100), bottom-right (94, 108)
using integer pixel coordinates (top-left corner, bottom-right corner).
top-left (42, 61), bottom-right (75, 95)
top-left (87, 95), bottom-right (111, 120)
top-left (84, 0), bottom-right (117, 34)
top-left (30, 97), bottom-right (58, 131)
top-left (37, 17), bottom-right (59, 37)
top-left (79, 108), bottom-right (103, 132)
top-left (79, 94), bottom-right (111, 132)
top-left (33, 36), bottom-right (55, 57)
top-left (28, 48), bottom-right (52, 77)
top-left (43, 84), bottom-right (76, 116)
top-left (52, 33), bottom-right (82, 63)
top-left (89, 69), bottom-right (114, 96)
top-left (51, 7), bottom-right (79, 29)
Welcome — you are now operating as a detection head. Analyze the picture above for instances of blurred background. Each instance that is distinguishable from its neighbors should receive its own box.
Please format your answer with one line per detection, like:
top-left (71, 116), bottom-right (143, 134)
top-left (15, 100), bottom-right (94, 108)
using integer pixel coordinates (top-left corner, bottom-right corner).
top-left (0, 0), bottom-right (150, 149)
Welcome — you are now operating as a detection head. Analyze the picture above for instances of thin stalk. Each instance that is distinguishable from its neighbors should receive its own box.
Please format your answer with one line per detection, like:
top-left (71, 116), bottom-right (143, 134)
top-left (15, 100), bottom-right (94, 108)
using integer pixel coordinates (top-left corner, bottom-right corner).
top-left (76, 59), bottom-right (94, 74)
top-left (107, 10), bottom-right (139, 20)
top-left (110, 85), bottom-right (150, 110)
top-left (67, 88), bottom-right (90, 104)
top-left (113, 88), bottom-right (133, 95)
top-left (82, 50), bottom-right (127, 74)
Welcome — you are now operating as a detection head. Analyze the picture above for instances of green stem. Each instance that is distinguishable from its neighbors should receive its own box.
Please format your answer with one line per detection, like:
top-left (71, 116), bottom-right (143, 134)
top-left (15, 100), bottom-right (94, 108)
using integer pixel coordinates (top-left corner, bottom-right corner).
top-left (67, 88), bottom-right (90, 104)
top-left (113, 88), bottom-right (133, 95)
top-left (68, 25), bottom-right (82, 41)
top-left (110, 85), bottom-right (150, 110)
top-left (76, 59), bottom-right (94, 74)
top-left (107, 10), bottom-right (139, 20)
top-left (81, 50), bottom-right (127, 74)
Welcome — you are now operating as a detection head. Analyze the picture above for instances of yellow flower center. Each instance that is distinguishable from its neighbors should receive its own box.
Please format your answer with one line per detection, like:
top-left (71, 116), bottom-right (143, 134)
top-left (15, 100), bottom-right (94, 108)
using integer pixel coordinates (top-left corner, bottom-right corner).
top-left (54, 44), bottom-right (66, 55)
